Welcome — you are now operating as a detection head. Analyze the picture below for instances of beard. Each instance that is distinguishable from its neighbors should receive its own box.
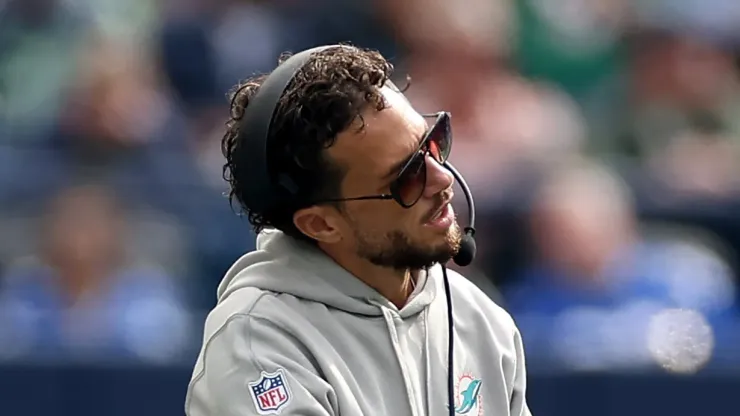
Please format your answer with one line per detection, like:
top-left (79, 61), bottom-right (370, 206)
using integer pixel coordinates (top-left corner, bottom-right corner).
top-left (353, 221), bottom-right (462, 270)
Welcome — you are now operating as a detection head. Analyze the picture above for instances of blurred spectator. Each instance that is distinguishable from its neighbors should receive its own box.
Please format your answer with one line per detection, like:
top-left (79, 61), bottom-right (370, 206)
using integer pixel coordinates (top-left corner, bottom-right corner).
top-left (622, 31), bottom-right (740, 199)
top-left (390, 17), bottom-right (586, 208)
top-left (0, 0), bottom-right (91, 140)
top-left (0, 184), bottom-right (191, 364)
top-left (512, 0), bottom-right (631, 154)
top-left (513, 0), bottom-right (629, 97)
top-left (633, 0), bottom-right (740, 44)
top-left (66, 0), bottom-right (161, 43)
top-left (502, 158), bottom-right (739, 371)
top-left (0, 34), bottom-right (186, 204)
top-left (0, 34), bottom-right (200, 279)
top-left (379, 0), bottom-right (514, 58)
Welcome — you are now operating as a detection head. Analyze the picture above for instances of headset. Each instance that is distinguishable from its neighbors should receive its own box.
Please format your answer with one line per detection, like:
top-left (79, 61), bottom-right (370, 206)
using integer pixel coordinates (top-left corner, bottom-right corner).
top-left (237, 45), bottom-right (477, 267)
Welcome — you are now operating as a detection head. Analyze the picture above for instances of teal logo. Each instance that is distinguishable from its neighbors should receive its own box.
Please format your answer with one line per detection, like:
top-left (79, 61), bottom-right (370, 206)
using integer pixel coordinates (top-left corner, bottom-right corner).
top-left (455, 374), bottom-right (482, 415)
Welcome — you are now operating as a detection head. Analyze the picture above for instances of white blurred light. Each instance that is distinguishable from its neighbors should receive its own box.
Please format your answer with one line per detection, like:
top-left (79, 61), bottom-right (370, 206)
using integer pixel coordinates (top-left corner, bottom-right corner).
top-left (646, 308), bottom-right (714, 374)
top-left (0, 300), bottom-right (36, 361)
top-left (122, 298), bottom-right (191, 364)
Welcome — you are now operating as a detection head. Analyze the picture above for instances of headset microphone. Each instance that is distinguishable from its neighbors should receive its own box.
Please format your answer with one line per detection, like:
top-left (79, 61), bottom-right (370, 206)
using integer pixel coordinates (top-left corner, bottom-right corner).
top-left (443, 162), bottom-right (477, 267)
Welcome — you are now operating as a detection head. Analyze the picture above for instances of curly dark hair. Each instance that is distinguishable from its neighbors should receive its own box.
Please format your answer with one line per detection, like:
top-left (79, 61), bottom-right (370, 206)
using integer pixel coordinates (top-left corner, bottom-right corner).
top-left (222, 45), bottom-right (396, 242)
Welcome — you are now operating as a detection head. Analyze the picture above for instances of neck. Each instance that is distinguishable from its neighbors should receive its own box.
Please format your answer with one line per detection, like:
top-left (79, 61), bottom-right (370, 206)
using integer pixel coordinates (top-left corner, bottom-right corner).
top-left (320, 244), bottom-right (417, 308)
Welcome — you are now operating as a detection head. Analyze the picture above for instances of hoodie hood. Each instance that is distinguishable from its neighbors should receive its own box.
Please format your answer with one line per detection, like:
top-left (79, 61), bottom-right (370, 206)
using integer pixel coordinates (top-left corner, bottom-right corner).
top-left (216, 229), bottom-right (439, 317)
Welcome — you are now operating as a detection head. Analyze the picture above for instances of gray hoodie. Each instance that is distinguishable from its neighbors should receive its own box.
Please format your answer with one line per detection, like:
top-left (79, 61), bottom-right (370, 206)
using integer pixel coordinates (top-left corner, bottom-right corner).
top-left (185, 229), bottom-right (531, 416)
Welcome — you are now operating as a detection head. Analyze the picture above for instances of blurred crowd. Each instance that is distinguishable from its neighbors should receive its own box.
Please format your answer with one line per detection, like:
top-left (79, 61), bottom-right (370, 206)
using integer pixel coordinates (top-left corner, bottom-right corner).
top-left (1, 0), bottom-right (740, 373)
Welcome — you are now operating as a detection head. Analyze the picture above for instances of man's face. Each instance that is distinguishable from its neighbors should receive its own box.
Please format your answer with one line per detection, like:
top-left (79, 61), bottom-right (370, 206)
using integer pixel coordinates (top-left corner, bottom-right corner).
top-left (326, 87), bottom-right (462, 270)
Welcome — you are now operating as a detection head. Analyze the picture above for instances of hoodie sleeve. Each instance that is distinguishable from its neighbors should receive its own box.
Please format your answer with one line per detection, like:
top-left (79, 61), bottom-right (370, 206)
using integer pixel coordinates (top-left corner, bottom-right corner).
top-left (510, 326), bottom-right (533, 416)
top-left (187, 314), bottom-right (335, 416)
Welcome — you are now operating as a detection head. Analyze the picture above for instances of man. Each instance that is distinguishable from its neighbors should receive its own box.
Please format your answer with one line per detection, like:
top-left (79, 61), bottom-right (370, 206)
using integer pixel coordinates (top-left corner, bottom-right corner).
top-left (185, 45), bottom-right (532, 416)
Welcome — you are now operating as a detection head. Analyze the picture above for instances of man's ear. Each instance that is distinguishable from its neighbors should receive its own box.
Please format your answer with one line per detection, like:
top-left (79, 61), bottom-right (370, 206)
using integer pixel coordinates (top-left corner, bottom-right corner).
top-left (293, 206), bottom-right (342, 244)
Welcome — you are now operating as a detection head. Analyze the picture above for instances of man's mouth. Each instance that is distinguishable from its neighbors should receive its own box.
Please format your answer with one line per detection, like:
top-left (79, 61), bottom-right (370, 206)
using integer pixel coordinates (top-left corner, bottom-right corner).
top-left (426, 193), bottom-right (454, 223)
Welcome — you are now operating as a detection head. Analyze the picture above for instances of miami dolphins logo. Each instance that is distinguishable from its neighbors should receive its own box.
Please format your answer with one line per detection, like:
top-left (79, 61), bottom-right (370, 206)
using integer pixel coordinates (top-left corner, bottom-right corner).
top-left (455, 373), bottom-right (483, 415)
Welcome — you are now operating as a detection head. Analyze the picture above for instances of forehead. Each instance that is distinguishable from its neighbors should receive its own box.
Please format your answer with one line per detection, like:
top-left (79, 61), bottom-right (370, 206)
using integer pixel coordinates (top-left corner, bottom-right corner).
top-left (329, 86), bottom-right (427, 179)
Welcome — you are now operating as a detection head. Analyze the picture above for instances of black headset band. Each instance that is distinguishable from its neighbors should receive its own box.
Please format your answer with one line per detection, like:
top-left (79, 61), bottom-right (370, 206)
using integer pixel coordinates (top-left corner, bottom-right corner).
top-left (238, 45), bottom-right (342, 213)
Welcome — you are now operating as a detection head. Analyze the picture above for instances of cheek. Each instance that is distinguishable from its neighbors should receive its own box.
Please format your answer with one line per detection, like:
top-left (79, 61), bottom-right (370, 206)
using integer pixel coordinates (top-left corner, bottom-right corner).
top-left (348, 202), bottom-right (411, 231)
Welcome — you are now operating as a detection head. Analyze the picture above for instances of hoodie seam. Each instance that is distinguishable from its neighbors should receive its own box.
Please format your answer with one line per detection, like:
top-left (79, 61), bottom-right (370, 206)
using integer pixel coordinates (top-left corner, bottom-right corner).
top-left (184, 292), bottom-right (269, 414)
top-left (382, 309), bottom-right (421, 416)
top-left (423, 308), bottom-right (432, 416)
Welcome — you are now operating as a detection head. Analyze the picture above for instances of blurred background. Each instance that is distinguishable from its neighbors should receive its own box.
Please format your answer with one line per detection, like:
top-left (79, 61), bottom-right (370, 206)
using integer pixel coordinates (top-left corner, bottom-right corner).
top-left (1, 0), bottom-right (740, 414)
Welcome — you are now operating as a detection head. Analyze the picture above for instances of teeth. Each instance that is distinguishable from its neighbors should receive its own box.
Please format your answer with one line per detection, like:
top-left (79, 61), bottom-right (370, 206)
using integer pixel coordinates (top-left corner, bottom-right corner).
top-left (431, 205), bottom-right (444, 220)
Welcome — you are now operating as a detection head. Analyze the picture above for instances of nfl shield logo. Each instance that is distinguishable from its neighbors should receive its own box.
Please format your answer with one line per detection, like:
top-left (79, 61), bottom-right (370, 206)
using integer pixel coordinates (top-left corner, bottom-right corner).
top-left (248, 369), bottom-right (292, 415)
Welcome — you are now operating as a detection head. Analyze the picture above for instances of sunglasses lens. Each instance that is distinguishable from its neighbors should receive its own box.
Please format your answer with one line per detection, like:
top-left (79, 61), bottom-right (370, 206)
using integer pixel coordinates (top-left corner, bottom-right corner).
top-left (429, 113), bottom-right (451, 163)
top-left (391, 112), bottom-right (452, 208)
top-left (393, 154), bottom-right (427, 207)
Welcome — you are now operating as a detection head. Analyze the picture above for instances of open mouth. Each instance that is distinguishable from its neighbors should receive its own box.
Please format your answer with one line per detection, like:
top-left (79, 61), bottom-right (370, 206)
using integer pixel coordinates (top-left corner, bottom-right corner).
top-left (425, 194), bottom-right (454, 225)
top-left (428, 203), bottom-right (448, 221)
top-left (424, 203), bottom-right (453, 229)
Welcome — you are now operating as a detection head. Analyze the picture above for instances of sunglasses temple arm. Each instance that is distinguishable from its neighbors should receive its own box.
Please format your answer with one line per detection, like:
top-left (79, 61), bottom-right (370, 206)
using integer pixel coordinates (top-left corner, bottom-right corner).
top-left (443, 161), bottom-right (476, 233)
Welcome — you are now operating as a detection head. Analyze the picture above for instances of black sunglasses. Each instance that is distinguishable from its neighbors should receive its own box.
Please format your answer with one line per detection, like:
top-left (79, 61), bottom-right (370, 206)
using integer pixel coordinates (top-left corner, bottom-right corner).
top-left (314, 111), bottom-right (452, 209)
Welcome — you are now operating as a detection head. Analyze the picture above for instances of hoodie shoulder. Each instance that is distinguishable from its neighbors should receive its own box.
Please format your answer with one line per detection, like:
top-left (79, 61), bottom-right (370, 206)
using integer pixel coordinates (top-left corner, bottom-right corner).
top-left (205, 280), bottom-right (313, 336)
top-left (202, 286), bottom-right (270, 338)
top-left (186, 290), bottom-right (337, 416)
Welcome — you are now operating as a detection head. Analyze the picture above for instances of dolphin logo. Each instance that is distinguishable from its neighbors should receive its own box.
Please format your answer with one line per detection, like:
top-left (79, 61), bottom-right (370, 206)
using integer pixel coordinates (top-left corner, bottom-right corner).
top-left (455, 379), bottom-right (482, 414)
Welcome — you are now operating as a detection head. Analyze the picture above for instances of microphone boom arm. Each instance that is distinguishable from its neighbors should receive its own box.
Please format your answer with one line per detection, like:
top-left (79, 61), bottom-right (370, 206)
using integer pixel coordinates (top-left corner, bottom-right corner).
top-left (443, 161), bottom-right (476, 234)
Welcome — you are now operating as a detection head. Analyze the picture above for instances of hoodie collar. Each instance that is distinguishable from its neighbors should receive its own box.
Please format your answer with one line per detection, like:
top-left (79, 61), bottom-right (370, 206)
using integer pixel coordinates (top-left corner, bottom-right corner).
top-left (216, 229), bottom-right (439, 318)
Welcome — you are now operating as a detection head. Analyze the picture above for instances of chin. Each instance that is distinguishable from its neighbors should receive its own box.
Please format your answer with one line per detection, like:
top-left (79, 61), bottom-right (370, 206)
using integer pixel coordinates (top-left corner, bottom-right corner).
top-left (426, 224), bottom-right (463, 263)
top-left (445, 220), bottom-right (463, 247)
top-left (359, 225), bottom-right (461, 270)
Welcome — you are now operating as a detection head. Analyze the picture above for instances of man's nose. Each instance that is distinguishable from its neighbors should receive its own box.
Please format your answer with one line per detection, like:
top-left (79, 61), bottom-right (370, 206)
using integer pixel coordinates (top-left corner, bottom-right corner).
top-left (423, 155), bottom-right (454, 198)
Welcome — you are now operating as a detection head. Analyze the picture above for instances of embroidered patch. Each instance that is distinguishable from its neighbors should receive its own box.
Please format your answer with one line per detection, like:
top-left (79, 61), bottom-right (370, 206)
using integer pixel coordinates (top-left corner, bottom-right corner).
top-left (248, 369), bottom-right (292, 415)
top-left (455, 373), bottom-right (483, 415)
